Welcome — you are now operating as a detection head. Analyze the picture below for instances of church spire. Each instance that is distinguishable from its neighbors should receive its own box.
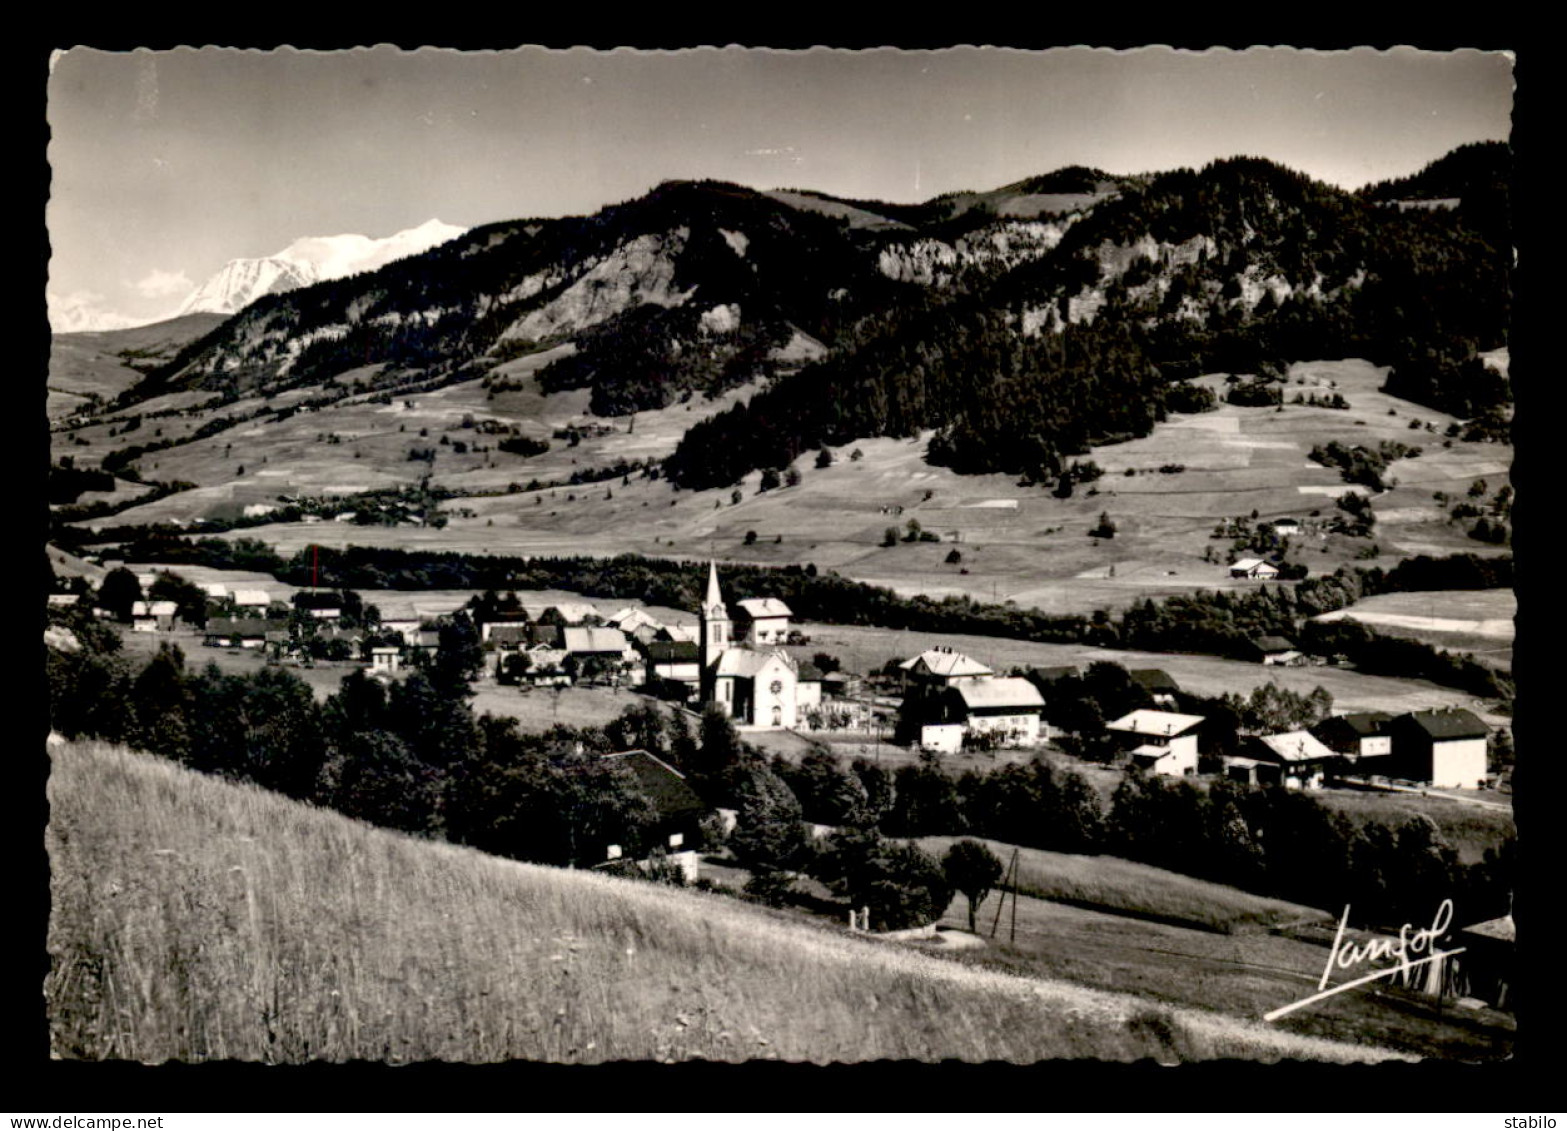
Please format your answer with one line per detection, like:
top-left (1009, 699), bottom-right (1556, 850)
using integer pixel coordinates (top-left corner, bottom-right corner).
top-left (705, 559), bottom-right (724, 612)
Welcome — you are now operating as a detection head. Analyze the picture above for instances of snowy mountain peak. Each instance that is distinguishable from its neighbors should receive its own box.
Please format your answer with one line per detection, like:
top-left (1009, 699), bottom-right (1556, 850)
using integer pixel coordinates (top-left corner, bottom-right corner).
top-left (179, 219), bottom-right (467, 316)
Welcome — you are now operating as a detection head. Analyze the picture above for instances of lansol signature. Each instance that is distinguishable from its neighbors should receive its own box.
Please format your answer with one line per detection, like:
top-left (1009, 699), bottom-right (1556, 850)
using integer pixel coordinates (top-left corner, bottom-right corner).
top-left (1264, 898), bottom-right (1466, 1022)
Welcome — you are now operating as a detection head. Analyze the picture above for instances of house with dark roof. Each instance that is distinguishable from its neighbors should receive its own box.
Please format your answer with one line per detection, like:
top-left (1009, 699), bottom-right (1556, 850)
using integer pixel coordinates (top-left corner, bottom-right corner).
top-left (203, 617), bottom-right (270, 648)
top-left (484, 623), bottom-right (533, 650)
top-left (602, 749), bottom-right (711, 854)
top-left (644, 640), bottom-right (701, 694)
top-left (1311, 711), bottom-right (1395, 767)
top-left (1250, 635), bottom-right (1303, 666)
top-left (1129, 669), bottom-right (1181, 708)
top-left (1388, 708), bottom-right (1491, 789)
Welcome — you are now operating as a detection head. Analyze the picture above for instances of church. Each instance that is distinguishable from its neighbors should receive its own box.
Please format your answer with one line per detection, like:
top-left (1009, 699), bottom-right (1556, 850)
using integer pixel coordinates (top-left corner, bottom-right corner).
top-left (699, 562), bottom-right (801, 730)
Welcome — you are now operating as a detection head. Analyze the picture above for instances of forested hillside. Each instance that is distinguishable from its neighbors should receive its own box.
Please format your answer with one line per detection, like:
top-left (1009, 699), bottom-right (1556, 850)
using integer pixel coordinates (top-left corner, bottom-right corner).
top-left (117, 147), bottom-right (1510, 492)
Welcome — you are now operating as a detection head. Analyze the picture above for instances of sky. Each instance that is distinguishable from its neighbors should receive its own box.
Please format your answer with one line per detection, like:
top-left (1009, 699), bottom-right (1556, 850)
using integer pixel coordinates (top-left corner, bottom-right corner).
top-left (45, 44), bottom-right (1515, 329)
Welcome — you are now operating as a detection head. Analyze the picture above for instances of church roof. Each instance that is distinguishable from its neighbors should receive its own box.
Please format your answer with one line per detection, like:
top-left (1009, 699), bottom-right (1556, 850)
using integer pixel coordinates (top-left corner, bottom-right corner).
top-left (705, 561), bottom-right (724, 611)
top-left (714, 648), bottom-right (793, 679)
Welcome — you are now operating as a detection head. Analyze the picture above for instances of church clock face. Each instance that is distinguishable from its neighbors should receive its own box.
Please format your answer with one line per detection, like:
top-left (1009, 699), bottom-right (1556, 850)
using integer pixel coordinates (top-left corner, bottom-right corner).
top-left (769, 680), bottom-right (784, 695)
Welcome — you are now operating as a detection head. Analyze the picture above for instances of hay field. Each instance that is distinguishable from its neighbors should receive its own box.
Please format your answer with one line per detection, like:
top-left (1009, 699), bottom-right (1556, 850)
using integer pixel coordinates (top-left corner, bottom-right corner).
top-left (1314, 589), bottom-right (1515, 669)
top-left (45, 740), bottom-right (1407, 1065)
top-left (925, 886), bottom-right (1512, 1062)
top-left (915, 836), bottom-right (1324, 935)
top-left (84, 356), bottom-right (1510, 620)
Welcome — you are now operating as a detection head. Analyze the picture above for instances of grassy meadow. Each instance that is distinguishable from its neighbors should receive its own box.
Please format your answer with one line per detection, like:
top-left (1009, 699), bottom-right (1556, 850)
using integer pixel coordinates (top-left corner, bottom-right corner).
top-left (914, 836), bottom-right (1324, 936)
top-left (72, 357), bottom-right (1510, 620)
top-left (46, 739), bottom-right (1413, 1065)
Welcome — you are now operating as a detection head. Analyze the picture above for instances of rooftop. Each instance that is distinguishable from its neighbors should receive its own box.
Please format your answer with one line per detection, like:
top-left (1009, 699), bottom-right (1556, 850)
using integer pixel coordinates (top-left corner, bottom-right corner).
top-left (1399, 707), bottom-right (1490, 740)
top-left (1129, 669), bottom-right (1181, 693)
top-left (737, 597), bottom-right (792, 619)
top-left (951, 677), bottom-right (1045, 711)
top-left (714, 648), bottom-right (794, 679)
top-left (1106, 709), bottom-right (1205, 737)
top-left (1250, 730), bottom-right (1338, 763)
top-left (901, 648), bottom-right (993, 679)
top-left (562, 626), bottom-right (631, 654)
top-left (1252, 635), bottom-right (1297, 653)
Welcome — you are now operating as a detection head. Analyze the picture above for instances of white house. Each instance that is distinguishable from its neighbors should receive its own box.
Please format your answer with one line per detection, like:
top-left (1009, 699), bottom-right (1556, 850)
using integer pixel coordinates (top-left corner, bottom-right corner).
top-left (899, 647), bottom-right (994, 690)
top-left (130, 600), bottom-right (178, 632)
top-left (936, 677), bottom-right (1046, 748)
top-left (1106, 709), bottom-right (1205, 776)
top-left (1389, 708), bottom-right (1491, 789)
top-left (370, 646), bottom-right (402, 674)
top-left (232, 588), bottom-right (272, 610)
top-left (736, 597), bottom-right (793, 645)
top-left (1232, 730), bottom-right (1339, 789)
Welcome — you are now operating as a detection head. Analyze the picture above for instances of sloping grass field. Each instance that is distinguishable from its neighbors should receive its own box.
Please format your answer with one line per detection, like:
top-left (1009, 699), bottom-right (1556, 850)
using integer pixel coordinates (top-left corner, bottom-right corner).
top-left (915, 836), bottom-right (1324, 935)
top-left (46, 740), bottom-right (1411, 1065)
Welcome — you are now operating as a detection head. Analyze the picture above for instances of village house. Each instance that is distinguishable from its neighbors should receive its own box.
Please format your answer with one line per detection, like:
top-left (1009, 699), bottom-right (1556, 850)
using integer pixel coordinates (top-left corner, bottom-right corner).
top-left (899, 647), bottom-right (994, 692)
top-left (1105, 709), bottom-right (1205, 776)
top-left (735, 597), bottom-right (793, 645)
top-left (795, 661), bottom-right (825, 711)
top-left (1230, 558), bottom-right (1280, 580)
top-left (607, 607), bottom-right (668, 644)
top-left (1269, 517), bottom-right (1303, 536)
top-left (483, 623), bottom-right (533, 653)
top-left (920, 677), bottom-right (1045, 753)
top-left (562, 626), bottom-right (637, 669)
top-left (479, 613), bottom-right (532, 643)
top-left (131, 600), bottom-right (179, 632)
top-left (380, 618), bottom-right (421, 645)
top-left (370, 646), bottom-right (402, 675)
top-left (203, 617), bottom-right (270, 649)
top-left (1129, 668), bottom-right (1182, 709)
top-left (198, 582), bottom-right (229, 601)
top-left (232, 588), bottom-right (272, 611)
top-left (643, 640), bottom-right (702, 695)
top-left (1311, 711), bottom-right (1395, 769)
top-left (47, 593), bottom-right (83, 609)
top-left (1227, 729), bottom-right (1339, 789)
top-left (596, 749), bottom-right (711, 883)
top-left (1387, 707), bottom-right (1491, 789)
top-left (1250, 635), bottom-right (1303, 665)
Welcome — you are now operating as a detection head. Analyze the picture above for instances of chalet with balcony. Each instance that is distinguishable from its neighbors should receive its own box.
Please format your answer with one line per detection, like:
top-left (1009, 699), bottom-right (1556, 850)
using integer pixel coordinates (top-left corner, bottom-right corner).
top-left (1105, 709), bottom-right (1205, 776)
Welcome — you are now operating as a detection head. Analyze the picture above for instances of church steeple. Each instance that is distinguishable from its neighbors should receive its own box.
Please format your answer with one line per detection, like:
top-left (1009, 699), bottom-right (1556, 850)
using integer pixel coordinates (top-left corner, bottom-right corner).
top-left (700, 561), bottom-right (731, 701)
